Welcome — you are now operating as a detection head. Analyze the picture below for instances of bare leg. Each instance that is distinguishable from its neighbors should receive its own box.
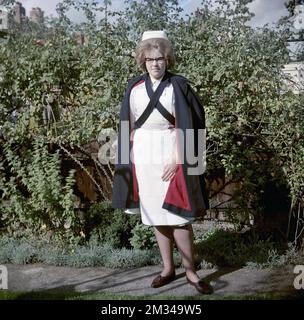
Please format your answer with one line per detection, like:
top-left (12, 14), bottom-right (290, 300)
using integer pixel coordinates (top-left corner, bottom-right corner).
top-left (154, 226), bottom-right (175, 276)
top-left (173, 224), bottom-right (200, 282)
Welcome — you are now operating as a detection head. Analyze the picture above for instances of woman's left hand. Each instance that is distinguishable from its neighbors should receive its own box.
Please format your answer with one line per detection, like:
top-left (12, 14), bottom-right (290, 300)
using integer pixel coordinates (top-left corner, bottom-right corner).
top-left (161, 162), bottom-right (178, 181)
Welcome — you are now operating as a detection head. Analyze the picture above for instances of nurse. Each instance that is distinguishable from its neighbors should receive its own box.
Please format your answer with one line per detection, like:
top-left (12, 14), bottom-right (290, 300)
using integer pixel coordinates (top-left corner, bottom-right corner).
top-left (112, 30), bottom-right (212, 294)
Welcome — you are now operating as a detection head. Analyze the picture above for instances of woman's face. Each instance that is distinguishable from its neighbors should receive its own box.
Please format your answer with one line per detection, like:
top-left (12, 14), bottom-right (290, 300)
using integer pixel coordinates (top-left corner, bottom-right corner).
top-left (145, 48), bottom-right (166, 80)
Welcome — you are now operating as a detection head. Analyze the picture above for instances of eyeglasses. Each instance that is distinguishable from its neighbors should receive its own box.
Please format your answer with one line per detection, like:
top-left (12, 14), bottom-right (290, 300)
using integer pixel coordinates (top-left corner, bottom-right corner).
top-left (145, 57), bottom-right (166, 63)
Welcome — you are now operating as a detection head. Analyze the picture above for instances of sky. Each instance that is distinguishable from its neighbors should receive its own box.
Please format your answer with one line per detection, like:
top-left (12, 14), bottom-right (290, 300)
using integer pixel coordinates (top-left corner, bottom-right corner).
top-left (18, 0), bottom-right (290, 28)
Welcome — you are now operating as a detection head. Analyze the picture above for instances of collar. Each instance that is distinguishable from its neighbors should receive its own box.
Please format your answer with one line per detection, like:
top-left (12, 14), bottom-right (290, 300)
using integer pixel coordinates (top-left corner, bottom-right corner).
top-left (149, 74), bottom-right (164, 87)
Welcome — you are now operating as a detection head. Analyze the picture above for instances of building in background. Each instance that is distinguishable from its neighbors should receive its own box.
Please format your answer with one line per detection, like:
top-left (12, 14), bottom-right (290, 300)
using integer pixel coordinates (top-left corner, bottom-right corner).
top-left (29, 7), bottom-right (44, 24)
top-left (293, 0), bottom-right (304, 29)
top-left (1, 1), bottom-right (44, 36)
top-left (0, 5), bottom-right (9, 34)
top-left (283, 0), bottom-right (304, 93)
top-left (283, 62), bottom-right (304, 93)
top-left (14, 1), bottom-right (27, 24)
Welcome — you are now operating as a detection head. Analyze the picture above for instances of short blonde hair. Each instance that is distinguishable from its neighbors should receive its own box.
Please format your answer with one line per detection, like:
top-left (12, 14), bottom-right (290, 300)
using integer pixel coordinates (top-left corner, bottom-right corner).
top-left (135, 38), bottom-right (175, 72)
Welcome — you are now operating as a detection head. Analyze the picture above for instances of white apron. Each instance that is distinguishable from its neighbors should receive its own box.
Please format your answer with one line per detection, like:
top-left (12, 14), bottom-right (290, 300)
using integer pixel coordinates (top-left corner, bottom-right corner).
top-left (125, 77), bottom-right (195, 226)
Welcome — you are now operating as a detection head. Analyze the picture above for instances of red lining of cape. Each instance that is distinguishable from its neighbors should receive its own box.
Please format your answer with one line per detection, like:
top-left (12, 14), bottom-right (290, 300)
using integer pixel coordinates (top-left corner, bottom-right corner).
top-left (130, 129), bottom-right (139, 202)
top-left (164, 126), bottom-right (192, 211)
top-left (164, 164), bottom-right (191, 211)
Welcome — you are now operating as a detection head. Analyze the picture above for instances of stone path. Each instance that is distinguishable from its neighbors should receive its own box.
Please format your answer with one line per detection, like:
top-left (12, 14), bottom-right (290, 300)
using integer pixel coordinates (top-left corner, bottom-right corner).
top-left (3, 263), bottom-right (303, 299)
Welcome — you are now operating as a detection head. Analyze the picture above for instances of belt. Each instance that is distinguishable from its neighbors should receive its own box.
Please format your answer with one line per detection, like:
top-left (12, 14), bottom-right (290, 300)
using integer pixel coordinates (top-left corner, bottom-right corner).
top-left (138, 123), bottom-right (175, 130)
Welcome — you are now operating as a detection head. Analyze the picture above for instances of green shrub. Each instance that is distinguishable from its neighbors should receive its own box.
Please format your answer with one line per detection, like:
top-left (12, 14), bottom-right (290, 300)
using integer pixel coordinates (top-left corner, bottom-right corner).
top-left (246, 242), bottom-right (304, 269)
top-left (129, 223), bottom-right (158, 250)
top-left (38, 247), bottom-right (69, 267)
top-left (2, 229), bottom-right (301, 269)
top-left (194, 227), bottom-right (221, 244)
top-left (10, 242), bottom-right (38, 264)
top-left (195, 228), bottom-right (275, 267)
top-left (0, 140), bottom-right (79, 243)
top-left (198, 259), bottom-right (215, 270)
top-left (63, 245), bottom-right (109, 267)
top-left (102, 247), bottom-right (161, 269)
top-left (0, 236), bottom-right (19, 263)
top-left (86, 202), bottom-right (140, 249)
top-left (0, 235), bottom-right (162, 269)
top-left (84, 202), bottom-right (114, 240)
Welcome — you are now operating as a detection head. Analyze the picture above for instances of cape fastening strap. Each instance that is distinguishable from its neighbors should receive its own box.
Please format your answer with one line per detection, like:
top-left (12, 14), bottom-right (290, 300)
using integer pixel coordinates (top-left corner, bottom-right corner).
top-left (134, 73), bottom-right (175, 129)
top-left (145, 74), bottom-right (176, 126)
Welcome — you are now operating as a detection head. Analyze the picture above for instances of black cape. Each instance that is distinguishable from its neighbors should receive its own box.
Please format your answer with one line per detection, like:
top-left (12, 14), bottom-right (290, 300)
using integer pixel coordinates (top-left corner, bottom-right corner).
top-left (112, 71), bottom-right (209, 218)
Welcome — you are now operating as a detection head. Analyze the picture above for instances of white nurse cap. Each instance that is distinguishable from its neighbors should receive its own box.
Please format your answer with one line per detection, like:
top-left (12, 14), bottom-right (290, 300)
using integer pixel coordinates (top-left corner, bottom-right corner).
top-left (141, 30), bottom-right (169, 41)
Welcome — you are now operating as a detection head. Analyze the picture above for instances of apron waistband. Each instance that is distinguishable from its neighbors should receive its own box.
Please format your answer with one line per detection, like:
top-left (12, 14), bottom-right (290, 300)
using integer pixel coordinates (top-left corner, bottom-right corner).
top-left (137, 123), bottom-right (175, 130)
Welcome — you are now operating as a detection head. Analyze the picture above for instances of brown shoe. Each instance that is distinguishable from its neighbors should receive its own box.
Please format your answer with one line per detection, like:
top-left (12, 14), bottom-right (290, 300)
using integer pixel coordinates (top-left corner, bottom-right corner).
top-left (186, 277), bottom-right (213, 294)
top-left (151, 272), bottom-right (176, 288)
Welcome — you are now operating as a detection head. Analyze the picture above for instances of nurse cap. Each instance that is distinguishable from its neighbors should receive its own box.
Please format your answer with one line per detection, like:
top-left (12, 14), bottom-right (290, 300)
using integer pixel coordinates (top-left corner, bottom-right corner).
top-left (141, 30), bottom-right (169, 41)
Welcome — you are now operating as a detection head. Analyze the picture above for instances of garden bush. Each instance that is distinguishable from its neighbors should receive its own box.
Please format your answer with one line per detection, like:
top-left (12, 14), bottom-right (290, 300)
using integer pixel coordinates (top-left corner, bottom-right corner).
top-left (0, 235), bottom-right (162, 268)
top-left (0, 227), bottom-right (302, 269)
top-left (86, 202), bottom-right (140, 249)
top-left (129, 223), bottom-right (157, 250)
top-left (0, 0), bottom-right (303, 249)
top-left (195, 228), bottom-right (276, 267)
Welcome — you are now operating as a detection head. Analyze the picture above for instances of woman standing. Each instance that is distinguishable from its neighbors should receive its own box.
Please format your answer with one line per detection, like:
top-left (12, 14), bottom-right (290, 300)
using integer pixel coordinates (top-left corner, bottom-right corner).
top-left (112, 30), bottom-right (212, 294)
